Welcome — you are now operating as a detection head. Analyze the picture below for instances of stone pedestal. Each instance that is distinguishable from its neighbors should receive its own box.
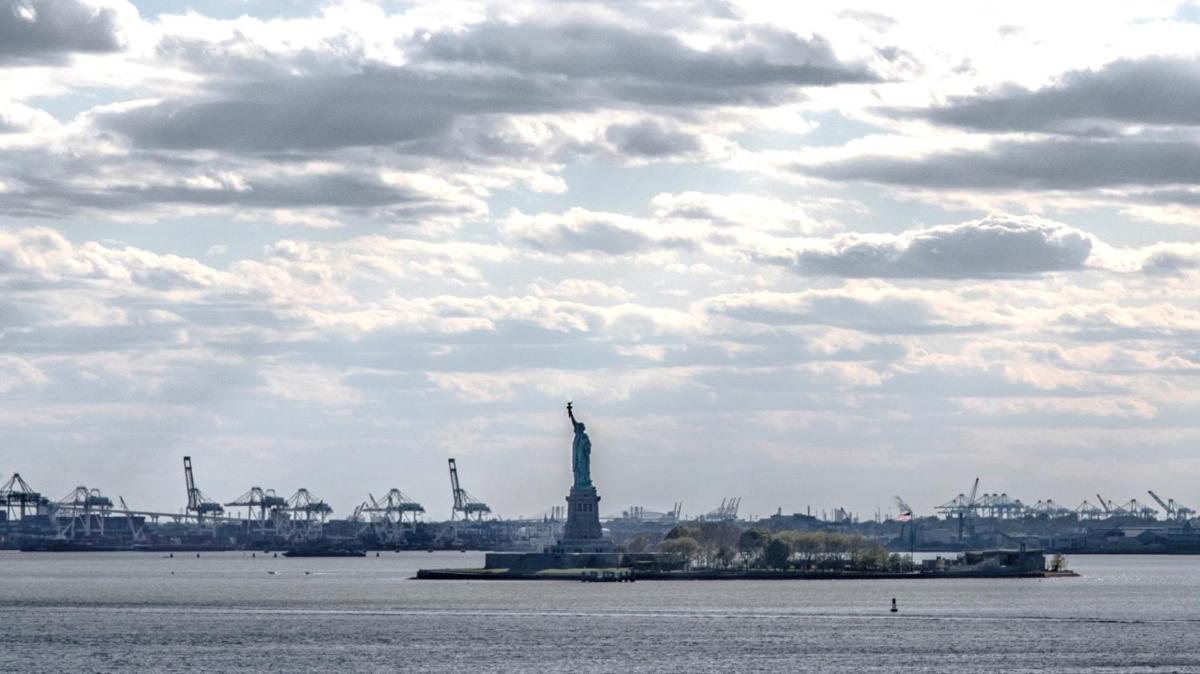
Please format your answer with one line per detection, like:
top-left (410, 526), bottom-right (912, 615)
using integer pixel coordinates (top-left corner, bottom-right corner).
top-left (546, 485), bottom-right (619, 554)
top-left (563, 485), bottom-right (602, 540)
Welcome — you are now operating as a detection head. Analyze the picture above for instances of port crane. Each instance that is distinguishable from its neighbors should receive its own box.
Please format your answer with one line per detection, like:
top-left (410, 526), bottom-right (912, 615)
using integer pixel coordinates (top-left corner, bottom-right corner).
top-left (284, 488), bottom-right (333, 521)
top-left (183, 456), bottom-right (224, 521)
top-left (360, 489), bottom-right (425, 524)
top-left (938, 477), bottom-right (980, 543)
top-left (0, 472), bottom-right (48, 519)
top-left (353, 489), bottom-right (426, 547)
top-left (117, 496), bottom-right (148, 543)
top-left (276, 488), bottom-right (333, 542)
top-left (702, 497), bottom-right (741, 521)
top-left (1073, 500), bottom-right (1104, 519)
top-left (448, 458), bottom-right (492, 521)
top-left (225, 487), bottom-right (287, 520)
top-left (54, 486), bottom-right (114, 538)
top-left (1148, 491), bottom-right (1196, 521)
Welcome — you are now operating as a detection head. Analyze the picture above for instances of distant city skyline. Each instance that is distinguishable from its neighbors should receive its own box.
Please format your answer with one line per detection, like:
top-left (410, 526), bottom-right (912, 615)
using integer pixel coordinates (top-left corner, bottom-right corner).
top-left (2, 0), bottom-right (1200, 519)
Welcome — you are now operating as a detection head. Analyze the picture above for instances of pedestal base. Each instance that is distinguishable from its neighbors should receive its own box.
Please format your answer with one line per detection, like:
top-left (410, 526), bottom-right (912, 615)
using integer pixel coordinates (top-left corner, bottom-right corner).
top-left (562, 485), bottom-right (602, 541)
top-left (547, 485), bottom-right (620, 554)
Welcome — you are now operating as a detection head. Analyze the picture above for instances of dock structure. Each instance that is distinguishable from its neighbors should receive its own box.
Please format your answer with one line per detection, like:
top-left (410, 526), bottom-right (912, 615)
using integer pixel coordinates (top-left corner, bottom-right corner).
top-left (4, 456), bottom-right (1200, 556)
top-left (352, 489), bottom-right (425, 547)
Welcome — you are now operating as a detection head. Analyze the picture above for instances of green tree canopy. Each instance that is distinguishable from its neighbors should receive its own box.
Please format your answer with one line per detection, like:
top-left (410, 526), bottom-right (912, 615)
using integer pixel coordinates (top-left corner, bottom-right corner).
top-left (658, 536), bottom-right (702, 566)
top-left (664, 524), bottom-right (702, 541)
top-left (763, 537), bottom-right (791, 569)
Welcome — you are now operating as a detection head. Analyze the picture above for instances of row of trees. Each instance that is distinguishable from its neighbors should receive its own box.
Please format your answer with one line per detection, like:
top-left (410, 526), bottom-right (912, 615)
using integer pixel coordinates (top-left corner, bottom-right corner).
top-left (653, 525), bottom-right (913, 572)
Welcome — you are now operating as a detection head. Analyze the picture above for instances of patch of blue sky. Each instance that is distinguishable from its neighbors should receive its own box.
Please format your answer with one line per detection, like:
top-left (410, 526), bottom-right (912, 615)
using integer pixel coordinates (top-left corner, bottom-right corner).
top-left (487, 161), bottom-right (747, 217)
top-left (733, 111), bottom-right (886, 151)
top-left (29, 89), bottom-right (145, 123)
top-left (130, 0), bottom-right (322, 20)
top-left (47, 214), bottom-right (346, 262)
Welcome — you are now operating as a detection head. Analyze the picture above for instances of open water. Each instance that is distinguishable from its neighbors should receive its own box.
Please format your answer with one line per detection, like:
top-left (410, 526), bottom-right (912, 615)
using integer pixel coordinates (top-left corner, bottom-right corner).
top-left (0, 551), bottom-right (1198, 672)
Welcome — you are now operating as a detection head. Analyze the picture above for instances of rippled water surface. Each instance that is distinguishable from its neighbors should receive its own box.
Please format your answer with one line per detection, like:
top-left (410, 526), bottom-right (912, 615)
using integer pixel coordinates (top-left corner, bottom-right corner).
top-left (1, 551), bottom-right (1198, 672)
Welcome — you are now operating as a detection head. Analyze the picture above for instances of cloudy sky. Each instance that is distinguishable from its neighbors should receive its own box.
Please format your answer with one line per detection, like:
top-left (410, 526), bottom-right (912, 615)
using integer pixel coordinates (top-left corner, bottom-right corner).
top-left (4, 0), bottom-right (1200, 520)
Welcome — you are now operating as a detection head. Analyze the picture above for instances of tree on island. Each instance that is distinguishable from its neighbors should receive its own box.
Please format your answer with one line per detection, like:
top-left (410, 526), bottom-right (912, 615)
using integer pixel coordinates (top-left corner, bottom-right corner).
top-left (658, 536), bottom-right (702, 568)
top-left (737, 527), bottom-right (770, 565)
top-left (763, 538), bottom-right (791, 570)
top-left (663, 522), bottom-right (741, 568)
top-left (624, 533), bottom-right (658, 554)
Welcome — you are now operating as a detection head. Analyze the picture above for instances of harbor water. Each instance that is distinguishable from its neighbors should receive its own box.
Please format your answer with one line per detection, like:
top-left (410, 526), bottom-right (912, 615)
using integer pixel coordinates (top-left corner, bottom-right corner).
top-left (1, 551), bottom-right (1198, 672)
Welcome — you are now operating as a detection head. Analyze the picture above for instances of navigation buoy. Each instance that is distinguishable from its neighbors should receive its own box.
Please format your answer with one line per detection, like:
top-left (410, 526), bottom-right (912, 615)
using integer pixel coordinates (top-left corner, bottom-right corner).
top-left (891, 598), bottom-right (898, 613)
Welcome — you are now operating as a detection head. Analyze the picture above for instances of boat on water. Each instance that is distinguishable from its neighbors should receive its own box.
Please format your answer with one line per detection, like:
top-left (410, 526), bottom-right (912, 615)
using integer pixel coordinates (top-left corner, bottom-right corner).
top-left (18, 539), bottom-right (129, 552)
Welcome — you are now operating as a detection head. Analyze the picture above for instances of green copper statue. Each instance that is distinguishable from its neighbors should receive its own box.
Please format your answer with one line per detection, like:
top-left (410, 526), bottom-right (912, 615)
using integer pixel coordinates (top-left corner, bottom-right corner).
top-left (567, 402), bottom-right (592, 488)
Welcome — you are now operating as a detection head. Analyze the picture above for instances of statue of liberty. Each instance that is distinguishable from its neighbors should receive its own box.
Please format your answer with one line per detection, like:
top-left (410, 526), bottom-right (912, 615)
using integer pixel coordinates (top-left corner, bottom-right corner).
top-left (567, 402), bottom-right (592, 488)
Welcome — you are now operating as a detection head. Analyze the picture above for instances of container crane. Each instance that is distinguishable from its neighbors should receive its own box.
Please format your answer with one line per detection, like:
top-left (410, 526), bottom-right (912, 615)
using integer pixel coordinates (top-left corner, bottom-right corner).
top-left (937, 477), bottom-right (980, 543)
top-left (1148, 490), bottom-right (1195, 521)
top-left (183, 456), bottom-right (224, 521)
top-left (225, 487), bottom-right (286, 521)
top-left (0, 473), bottom-right (48, 519)
top-left (448, 458), bottom-right (491, 521)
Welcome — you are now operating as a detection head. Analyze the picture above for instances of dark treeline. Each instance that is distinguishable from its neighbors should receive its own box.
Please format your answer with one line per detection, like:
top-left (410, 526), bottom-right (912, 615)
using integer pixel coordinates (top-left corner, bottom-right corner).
top-left (634, 523), bottom-right (914, 572)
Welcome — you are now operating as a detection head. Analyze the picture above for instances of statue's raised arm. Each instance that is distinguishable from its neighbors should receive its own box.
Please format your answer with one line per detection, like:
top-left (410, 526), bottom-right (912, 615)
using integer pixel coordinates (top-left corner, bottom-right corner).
top-left (566, 402), bottom-right (592, 488)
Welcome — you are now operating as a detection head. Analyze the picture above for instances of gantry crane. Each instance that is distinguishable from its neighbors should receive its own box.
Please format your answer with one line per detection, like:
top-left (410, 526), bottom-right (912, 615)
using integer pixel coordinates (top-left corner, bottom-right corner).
top-left (448, 458), bottom-right (491, 521)
top-left (183, 456), bottom-right (224, 521)
top-left (0, 473), bottom-right (48, 519)
top-left (1148, 490), bottom-right (1196, 521)
top-left (937, 477), bottom-right (980, 543)
top-left (225, 487), bottom-right (287, 520)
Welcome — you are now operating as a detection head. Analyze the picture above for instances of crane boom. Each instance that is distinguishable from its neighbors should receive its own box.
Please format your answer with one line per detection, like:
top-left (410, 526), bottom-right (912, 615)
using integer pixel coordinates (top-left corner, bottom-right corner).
top-left (182, 456), bottom-right (223, 519)
top-left (1148, 490), bottom-right (1172, 517)
top-left (1096, 494), bottom-right (1111, 513)
top-left (968, 477), bottom-right (980, 507)
top-left (184, 456), bottom-right (198, 510)
top-left (448, 458), bottom-right (465, 510)
top-left (447, 457), bottom-right (491, 520)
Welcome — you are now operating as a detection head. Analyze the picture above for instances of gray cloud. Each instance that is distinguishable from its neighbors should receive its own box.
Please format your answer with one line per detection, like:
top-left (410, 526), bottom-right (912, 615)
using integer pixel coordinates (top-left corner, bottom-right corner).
top-left (506, 213), bottom-right (696, 256)
top-left (811, 138), bottom-right (1200, 190)
top-left (99, 19), bottom-right (873, 156)
top-left (911, 57), bottom-right (1200, 133)
top-left (604, 120), bottom-right (701, 158)
top-left (98, 67), bottom-right (561, 154)
top-left (1135, 242), bottom-right (1200, 275)
top-left (706, 291), bottom-right (992, 335)
top-left (768, 216), bottom-right (1093, 279)
top-left (420, 21), bottom-right (876, 106)
top-left (0, 156), bottom-right (474, 221)
top-left (0, 0), bottom-right (120, 64)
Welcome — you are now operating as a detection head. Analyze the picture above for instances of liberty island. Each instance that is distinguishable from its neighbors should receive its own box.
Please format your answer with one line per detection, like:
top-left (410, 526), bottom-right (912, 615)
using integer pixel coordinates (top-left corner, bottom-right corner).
top-left (418, 404), bottom-right (663, 578)
top-left (415, 405), bottom-right (1072, 581)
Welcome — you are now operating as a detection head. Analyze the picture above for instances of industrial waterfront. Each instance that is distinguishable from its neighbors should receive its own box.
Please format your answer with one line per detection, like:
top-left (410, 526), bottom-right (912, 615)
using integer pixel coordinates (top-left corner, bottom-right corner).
top-left (3, 455), bottom-right (1200, 556)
